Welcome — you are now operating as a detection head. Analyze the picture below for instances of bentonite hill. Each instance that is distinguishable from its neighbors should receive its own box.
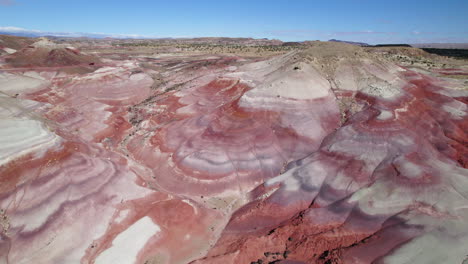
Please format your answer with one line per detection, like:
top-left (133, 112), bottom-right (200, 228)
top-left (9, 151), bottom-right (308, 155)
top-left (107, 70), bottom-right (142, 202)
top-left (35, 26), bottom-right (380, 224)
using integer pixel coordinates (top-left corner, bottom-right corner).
top-left (0, 33), bottom-right (467, 264)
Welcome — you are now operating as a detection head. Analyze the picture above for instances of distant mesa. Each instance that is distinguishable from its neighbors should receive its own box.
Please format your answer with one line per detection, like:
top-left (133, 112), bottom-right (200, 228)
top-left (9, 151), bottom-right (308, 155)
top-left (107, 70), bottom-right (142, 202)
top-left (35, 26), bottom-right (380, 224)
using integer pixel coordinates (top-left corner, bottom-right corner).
top-left (328, 39), bottom-right (370, 46)
top-left (373, 43), bottom-right (412, 47)
top-left (282, 42), bottom-right (302, 46)
top-left (412, 43), bottom-right (468, 49)
top-left (328, 39), bottom-right (413, 48)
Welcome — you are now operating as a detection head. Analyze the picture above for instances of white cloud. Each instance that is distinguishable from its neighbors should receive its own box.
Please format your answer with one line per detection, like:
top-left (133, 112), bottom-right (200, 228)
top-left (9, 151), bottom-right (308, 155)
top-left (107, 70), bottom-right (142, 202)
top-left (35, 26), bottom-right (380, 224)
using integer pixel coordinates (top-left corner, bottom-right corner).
top-left (0, 26), bottom-right (157, 39)
top-left (0, 26), bottom-right (40, 32)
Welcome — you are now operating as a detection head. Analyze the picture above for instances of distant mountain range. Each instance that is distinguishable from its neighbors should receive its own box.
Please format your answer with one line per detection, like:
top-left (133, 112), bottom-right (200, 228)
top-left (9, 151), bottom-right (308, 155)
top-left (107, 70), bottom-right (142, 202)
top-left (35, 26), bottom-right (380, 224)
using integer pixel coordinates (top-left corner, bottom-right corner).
top-left (1, 27), bottom-right (467, 49)
top-left (0, 27), bottom-right (283, 46)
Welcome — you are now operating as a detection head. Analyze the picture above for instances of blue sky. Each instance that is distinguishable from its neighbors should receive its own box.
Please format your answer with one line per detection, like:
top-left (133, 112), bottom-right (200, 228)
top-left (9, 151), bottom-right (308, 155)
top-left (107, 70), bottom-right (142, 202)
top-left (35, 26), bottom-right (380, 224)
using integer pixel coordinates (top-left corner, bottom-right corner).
top-left (1, 0), bottom-right (467, 43)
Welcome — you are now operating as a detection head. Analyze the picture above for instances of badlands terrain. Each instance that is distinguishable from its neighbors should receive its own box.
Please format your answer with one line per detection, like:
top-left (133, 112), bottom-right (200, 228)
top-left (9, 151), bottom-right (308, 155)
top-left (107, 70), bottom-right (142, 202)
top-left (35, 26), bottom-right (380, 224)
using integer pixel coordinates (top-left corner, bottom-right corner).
top-left (0, 35), bottom-right (467, 264)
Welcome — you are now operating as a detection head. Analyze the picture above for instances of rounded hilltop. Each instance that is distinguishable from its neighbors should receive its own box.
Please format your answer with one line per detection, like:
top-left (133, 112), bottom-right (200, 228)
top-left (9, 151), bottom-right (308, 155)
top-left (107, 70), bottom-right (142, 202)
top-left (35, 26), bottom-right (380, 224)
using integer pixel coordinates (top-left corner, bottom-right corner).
top-left (3, 37), bottom-right (100, 72)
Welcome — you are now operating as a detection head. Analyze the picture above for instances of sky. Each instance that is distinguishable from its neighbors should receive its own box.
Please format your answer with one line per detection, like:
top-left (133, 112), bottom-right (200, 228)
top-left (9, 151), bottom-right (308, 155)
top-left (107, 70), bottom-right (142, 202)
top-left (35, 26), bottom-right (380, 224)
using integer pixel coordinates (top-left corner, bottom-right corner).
top-left (0, 0), bottom-right (467, 44)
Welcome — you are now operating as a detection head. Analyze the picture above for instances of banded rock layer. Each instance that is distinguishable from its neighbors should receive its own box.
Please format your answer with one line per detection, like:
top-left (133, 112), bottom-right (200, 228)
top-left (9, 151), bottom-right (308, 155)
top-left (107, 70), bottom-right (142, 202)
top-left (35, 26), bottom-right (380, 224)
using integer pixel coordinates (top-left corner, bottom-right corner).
top-left (0, 41), bottom-right (467, 264)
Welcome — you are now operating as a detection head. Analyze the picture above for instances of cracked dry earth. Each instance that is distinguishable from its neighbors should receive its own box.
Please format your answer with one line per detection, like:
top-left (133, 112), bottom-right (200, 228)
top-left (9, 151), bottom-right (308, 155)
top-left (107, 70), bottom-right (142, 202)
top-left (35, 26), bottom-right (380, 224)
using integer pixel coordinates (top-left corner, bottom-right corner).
top-left (0, 41), bottom-right (467, 264)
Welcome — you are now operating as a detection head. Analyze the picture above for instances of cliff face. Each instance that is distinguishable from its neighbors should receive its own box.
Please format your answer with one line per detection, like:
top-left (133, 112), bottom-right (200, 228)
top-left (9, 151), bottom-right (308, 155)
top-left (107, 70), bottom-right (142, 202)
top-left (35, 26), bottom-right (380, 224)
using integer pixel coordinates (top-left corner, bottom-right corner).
top-left (0, 40), bottom-right (467, 264)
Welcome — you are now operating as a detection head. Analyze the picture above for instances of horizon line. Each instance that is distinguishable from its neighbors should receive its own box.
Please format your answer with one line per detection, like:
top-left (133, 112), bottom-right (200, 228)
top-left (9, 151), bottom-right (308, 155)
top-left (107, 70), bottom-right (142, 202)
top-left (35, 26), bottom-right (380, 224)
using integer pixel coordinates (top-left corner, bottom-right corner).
top-left (1, 26), bottom-right (467, 45)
